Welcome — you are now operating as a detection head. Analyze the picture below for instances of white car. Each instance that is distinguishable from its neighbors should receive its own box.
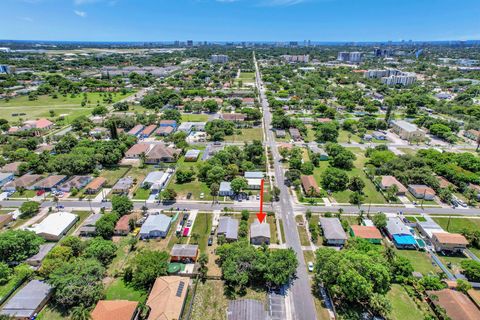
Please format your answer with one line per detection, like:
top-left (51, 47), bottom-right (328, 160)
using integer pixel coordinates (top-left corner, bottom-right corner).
top-left (308, 261), bottom-right (314, 272)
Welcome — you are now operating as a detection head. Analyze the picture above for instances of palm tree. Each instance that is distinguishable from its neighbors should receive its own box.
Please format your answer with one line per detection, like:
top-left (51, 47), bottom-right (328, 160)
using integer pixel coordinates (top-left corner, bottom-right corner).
top-left (70, 305), bottom-right (91, 320)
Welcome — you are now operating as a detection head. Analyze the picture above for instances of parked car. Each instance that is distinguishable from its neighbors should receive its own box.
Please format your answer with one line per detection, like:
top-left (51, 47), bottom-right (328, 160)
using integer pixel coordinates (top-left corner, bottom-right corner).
top-left (200, 192), bottom-right (205, 199)
top-left (187, 192), bottom-right (192, 199)
top-left (308, 261), bottom-right (314, 272)
top-left (208, 237), bottom-right (213, 246)
top-left (36, 190), bottom-right (45, 196)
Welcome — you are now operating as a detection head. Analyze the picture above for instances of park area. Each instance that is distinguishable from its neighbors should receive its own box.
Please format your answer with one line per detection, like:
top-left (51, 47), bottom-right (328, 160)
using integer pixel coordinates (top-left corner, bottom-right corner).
top-left (0, 91), bottom-right (135, 123)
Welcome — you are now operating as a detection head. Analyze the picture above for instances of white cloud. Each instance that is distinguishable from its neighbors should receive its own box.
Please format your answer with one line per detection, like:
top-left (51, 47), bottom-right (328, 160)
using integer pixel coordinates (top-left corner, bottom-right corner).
top-left (74, 10), bottom-right (87, 17)
top-left (21, 16), bottom-right (34, 22)
top-left (260, 0), bottom-right (308, 6)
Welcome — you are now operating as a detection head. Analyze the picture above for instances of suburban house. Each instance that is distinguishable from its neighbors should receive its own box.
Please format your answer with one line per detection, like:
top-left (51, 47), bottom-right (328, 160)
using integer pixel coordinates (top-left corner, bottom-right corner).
top-left (2, 174), bottom-right (42, 191)
top-left (308, 144), bottom-right (329, 160)
top-left (217, 217), bottom-right (239, 242)
top-left (408, 184), bottom-right (436, 200)
top-left (30, 211), bottom-right (78, 241)
top-left (301, 175), bottom-right (321, 196)
top-left (127, 124), bottom-right (144, 136)
top-left (58, 175), bottom-right (92, 192)
top-left (125, 143), bottom-right (152, 159)
top-left (26, 243), bottom-right (55, 267)
top-left (227, 299), bottom-right (269, 320)
top-left (416, 220), bottom-right (446, 239)
top-left (31, 175), bottom-right (68, 191)
top-left (84, 177), bottom-right (106, 194)
top-left (186, 131), bottom-right (207, 143)
top-left (349, 225), bottom-right (383, 244)
top-left (159, 119), bottom-right (177, 128)
top-left (385, 217), bottom-right (417, 249)
top-left (140, 124), bottom-right (157, 138)
top-left (79, 213), bottom-right (102, 237)
top-left (146, 276), bottom-right (188, 320)
top-left (144, 144), bottom-right (180, 164)
top-left (139, 213), bottom-right (172, 239)
top-left (0, 161), bottom-right (23, 175)
top-left (431, 232), bottom-right (469, 253)
top-left (112, 177), bottom-right (134, 194)
top-left (319, 218), bottom-right (347, 246)
top-left (177, 122), bottom-right (206, 134)
top-left (170, 244), bottom-right (199, 263)
top-left (155, 126), bottom-right (175, 136)
top-left (0, 280), bottom-right (52, 319)
top-left (0, 214), bottom-right (13, 228)
top-left (141, 171), bottom-right (165, 190)
top-left (437, 176), bottom-right (454, 189)
top-left (91, 300), bottom-right (138, 320)
top-left (184, 149), bottom-right (201, 162)
top-left (242, 97), bottom-right (255, 105)
top-left (0, 172), bottom-right (14, 187)
top-left (115, 214), bottom-right (135, 236)
top-left (250, 221), bottom-right (271, 245)
top-left (427, 289), bottom-right (480, 320)
top-left (275, 129), bottom-right (286, 138)
top-left (289, 128), bottom-right (302, 141)
top-left (391, 120), bottom-right (425, 141)
top-left (219, 181), bottom-right (234, 197)
top-left (221, 113), bottom-right (246, 122)
top-left (379, 176), bottom-right (408, 195)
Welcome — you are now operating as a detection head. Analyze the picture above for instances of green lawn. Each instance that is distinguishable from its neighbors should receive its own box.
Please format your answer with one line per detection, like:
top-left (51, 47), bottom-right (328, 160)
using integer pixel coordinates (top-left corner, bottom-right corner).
top-left (133, 187), bottom-right (151, 200)
top-left (267, 216), bottom-right (278, 244)
top-left (394, 249), bottom-right (439, 275)
top-left (36, 306), bottom-right (67, 320)
top-left (433, 217), bottom-right (480, 233)
top-left (224, 128), bottom-right (263, 142)
top-left (387, 284), bottom-right (426, 320)
top-left (338, 130), bottom-right (361, 143)
top-left (0, 265), bottom-right (30, 302)
top-left (0, 92), bottom-right (134, 122)
top-left (298, 225), bottom-right (310, 246)
top-left (100, 166), bottom-right (130, 187)
top-left (238, 72), bottom-right (255, 83)
top-left (181, 113), bottom-right (209, 122)
top-left (190, 213), bottom-right (212, 253)
top-left (66, 211), bottom-right (91, 235)
top-left (11, 190), bottom-right (37, 199)
top-left (104, 278), bottom-right (147, 302)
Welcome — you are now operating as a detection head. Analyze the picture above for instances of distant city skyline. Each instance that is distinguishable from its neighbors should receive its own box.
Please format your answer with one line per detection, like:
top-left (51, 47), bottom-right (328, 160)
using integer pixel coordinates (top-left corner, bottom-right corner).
top-left (1, 0), bottom-right (480, 42)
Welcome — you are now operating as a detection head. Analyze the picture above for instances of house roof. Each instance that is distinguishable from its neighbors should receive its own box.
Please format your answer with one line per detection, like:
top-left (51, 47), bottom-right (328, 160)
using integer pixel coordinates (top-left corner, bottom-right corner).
top-left (222, 113), bottom-right (246, 121)
top-left (350, 225), bottom-right (383, 240)
top-left (0, 161), bottom-right (23, 173)
top-left (0, 280), bottom-right (52, 318)
top-left (320, 218), bottom-right (347, 240)
top-left (146, 144), bottom-right (179, 160)
top-left (85, 177), bottom-right (106, 191)
top-left (217, 217), bottom-right (239, 240)
top-left (34, 118), bottom-right (54, 129)
top-left (126, 143), bottom-right (151, 156)
top-left (244, 172), bottom-right (264, 179)
top-left (227, 299), bottom-right (268, 320)
top-left (171, 244), bottom-right (198, 258)
top-left (91, 300), bottom-right (138, 320)
top-left (146, 276), bottom-right (188, 320)
top-left (32, 175), bottom-right (67, 189)
top-left (30, 211), bottom-right (78, 238)
top-left (159, 120), bottom-right (177, 125)
top-left (386, 217), bottom-right (412, 235)
top-left (115, 214), bottom-right (134, 232)
top-left (142, 124), bottom-right (157, 136)
top-left (380, 176), bottom-right (408, 193)
top-left (26, 243), bottom-right (55, 264)
top-left (408, 184), bottom-right (436, 196)
top-left (301, 175), bottom-right (320, 193)
top-left (59, 175), bottom-right (92, 190)
top-left (289, 128), bottom-right (301, 137)
top-left (220, 181), bottom-right (232, 192)
top-left (437, 176), bottom-right (453, 188)
top-left (156, 126), bottom-right (174, 134)
top-left (127, 124), bottom-right (144, 135)
top-left (427, 289), bottom-right (480, 320)
top-left (250, 221), bottom-right (270, 239)
top-left (82, 214), bottom-right (102, 227)
top-left (113, 177), bottom-right (133, 190)
top-left (392, 120), bottom-right (420, 133)
top-left (143, 171), bottom-right (165, 185)
top-left (140, 214), bottom-right (171, 234)
top-left (185, 149), bottom-right (200, 158)
top-left (4, 174), bottom-right (42, 188)
top-left (432, 232), bottom-right (469, 245)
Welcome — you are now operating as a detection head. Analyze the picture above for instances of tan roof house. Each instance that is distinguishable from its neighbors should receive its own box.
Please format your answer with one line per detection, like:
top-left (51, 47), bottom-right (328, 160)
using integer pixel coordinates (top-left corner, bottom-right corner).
top-left (146, 276), bottom-right (189, 320)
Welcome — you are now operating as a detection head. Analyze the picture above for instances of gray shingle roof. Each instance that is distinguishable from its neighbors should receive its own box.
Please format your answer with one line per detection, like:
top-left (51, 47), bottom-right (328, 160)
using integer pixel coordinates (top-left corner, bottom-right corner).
top-left (140, 214), bottom-right (171, 234)
top-left (319, 218), bottom-right (347, 240)
top-left (171, 244), bottom-right (198, 258)
top-left (0, 280), bottom-right (52, 318)
top-left (217, 217), bottom-right (239, 240)
top-left (250, 221), bottom-right (270, 239)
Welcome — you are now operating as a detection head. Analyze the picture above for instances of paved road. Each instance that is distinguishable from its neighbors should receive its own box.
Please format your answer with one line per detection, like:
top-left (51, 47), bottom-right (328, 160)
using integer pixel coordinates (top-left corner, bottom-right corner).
top-left (254, 54), bottom-right (318, 320)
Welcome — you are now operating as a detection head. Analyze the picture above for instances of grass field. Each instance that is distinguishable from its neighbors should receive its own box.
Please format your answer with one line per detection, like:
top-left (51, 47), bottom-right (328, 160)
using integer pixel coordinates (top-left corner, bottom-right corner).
top-left (387, 284), bottom-right (426, 320)
top-left (238, 72), bottom-right (255, 83)
top-left (433, 217), bottom-right (480, 233)
top-left (394, 249), bottom-right (439, 275)
top-left (313, 148), bottom-right (387, 204)
top-left (224, 128), bottom-right (263, 142)
top-left (104, 278), bottom-right (147, 302)
top-left (338, 130), bottom-right (361, 143)
top-left (0, 92), bottom-right (134, 122)
top-left (100, 166), bottom-right (130, 187)
top-left (36, 306), bottom-right (66, 320)
top-left (182, 113), bottom-right (209, 122)
top-left (190, 212), bottom-right (212, 253)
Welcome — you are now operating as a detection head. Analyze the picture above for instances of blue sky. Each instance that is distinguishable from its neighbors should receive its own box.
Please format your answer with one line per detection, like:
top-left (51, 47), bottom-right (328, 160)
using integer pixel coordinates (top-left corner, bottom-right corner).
top-left (2, 0), bottom-right (480, 42)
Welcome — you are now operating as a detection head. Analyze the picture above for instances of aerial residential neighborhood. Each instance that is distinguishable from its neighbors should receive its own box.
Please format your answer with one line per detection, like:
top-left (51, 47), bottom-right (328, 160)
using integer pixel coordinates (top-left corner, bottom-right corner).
top-left (1, 1), bottom-right (480, 320)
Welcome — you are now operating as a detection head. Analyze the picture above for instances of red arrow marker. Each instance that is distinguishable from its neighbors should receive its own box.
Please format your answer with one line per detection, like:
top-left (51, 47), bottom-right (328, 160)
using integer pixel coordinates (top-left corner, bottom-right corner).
top-left (256, 179), bottom-right (266, 223)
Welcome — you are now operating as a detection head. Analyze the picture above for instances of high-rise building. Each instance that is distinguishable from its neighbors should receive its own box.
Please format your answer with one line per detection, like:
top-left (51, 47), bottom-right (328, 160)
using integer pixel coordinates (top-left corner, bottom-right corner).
top-left (211, 54), bottom-right (229, 64)
top-left (337, 51), bottom-right (363, 63)
top-left (381, 73), bottom-right (417, 86)
top-left (364, 69), bottom-right (400, 79)
top-left (186, 40), bottom-right (193, 47)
